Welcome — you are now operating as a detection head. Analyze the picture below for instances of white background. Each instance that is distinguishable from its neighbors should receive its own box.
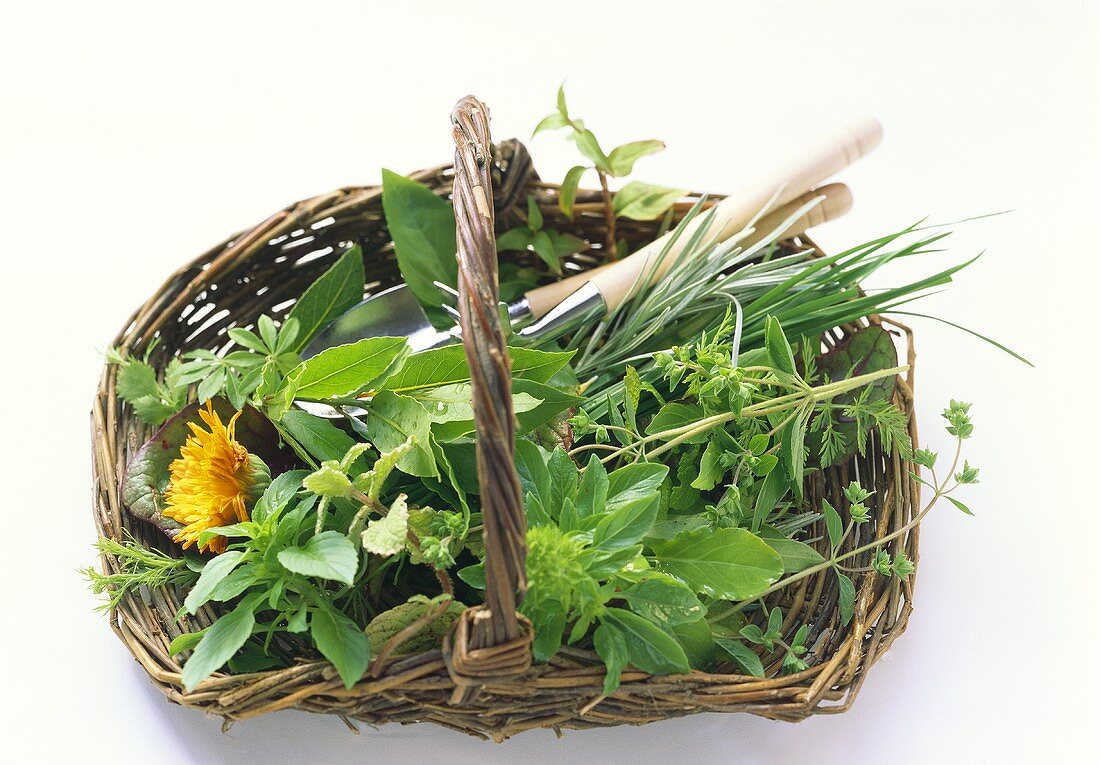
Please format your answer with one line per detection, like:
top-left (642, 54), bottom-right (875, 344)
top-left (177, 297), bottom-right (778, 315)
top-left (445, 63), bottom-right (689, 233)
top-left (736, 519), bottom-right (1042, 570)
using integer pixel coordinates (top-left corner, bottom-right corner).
top-left (1, 1), bottom-right (1097, 762)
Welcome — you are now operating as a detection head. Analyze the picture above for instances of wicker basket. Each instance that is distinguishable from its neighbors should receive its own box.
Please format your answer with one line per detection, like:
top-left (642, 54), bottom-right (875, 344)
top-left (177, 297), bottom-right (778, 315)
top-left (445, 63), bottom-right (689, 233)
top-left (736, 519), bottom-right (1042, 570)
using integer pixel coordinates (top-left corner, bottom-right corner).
top-left (90, 96), bottom-right (922, 740)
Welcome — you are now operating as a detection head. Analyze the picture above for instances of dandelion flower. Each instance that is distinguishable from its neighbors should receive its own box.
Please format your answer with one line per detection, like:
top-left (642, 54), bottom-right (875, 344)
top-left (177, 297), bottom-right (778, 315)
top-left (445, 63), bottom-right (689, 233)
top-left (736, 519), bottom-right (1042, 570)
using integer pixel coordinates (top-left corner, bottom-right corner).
top-left (164, 404), bottom-right (269, 554)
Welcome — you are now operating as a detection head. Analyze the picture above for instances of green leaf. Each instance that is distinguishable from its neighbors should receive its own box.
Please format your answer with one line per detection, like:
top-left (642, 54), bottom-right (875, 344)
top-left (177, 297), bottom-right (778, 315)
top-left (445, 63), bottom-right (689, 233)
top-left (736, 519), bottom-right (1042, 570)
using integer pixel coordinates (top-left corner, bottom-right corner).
top-left (612, 181), bottom-right (685, 221)
top-left (292, 337), bottom-right (408, 400)
top-left (532, 111), bottom-right (569, 136)
top-left (782, 414), bottom-right (808, 499)
top-left (512, 379), bottom-right (584, 437)
top-left (277, 531), bottom-right (358, 584)
top-left (691, 437), bottom-right (726, 491)
top-left (286, 246), bottom-right (365, 353)
top-left (380, 169), bottom-right (458, 327)
top-left (381, 345), bottom-right (575, 394)
top-left (836, 570), bottom-right (856, 626)
top-left (364, 390), bottom-right (438, 478)
top-left (646, 402), bottom-right (708, 443)
top-left (574, 455), bottom-right (609, 521)
top-left (182, 596), bottom-right (259, 690)
top-left (526, 195), bottom-right (543, 231)
top-left (253, 469), bottom-right (307, 524)
top-left (605, 463), bottom-right (669, 509)
top-left (761, 536), bottom-right (826, 574)
top-left (279, 410), bottom-right (357, 465)
top-left (560, 165), bottom-right (587, 218)
top-left (412, 382), bottom-right (541, 430)
top-left (751, 467), bottom-right (789, 531)
top-left (185, 551), bottom-right (246, 615)
top-left (621, 574), bottom-right (706, 627)
top-left (496, 227), bottom-right (535, 252)
top-left (607, 140), bottom-right (665, 177)
top-left (823, 498), bottom-right (843, 551)
top-left (311, 607), bottom-right (371, 689)
top-left (807, 325), bottom-right (901, 467)
top-left (169, 629), bottom-right (206, 657)
top-left (514, 439), bottom-right (552, 510)
top-left (531, 230), bottom-right (561, 273)
top-left (592, 494), bottom-right (659, 551)
top-left (671, 617), bottom-right (715, 669)
top-left (649, 527), bottom-right (783, 601)
top-left (715, 638), bottom-right (765, 678)
top-left (947, 496), bottom-right (974, 516)
top-left (601, 608), bottom-right (690, 675)
top-left (573, 129), bottom-right (610, 172)
top-left (764, 316), bottom-right (797, 376)
top-left (593, 622), bottom-right (629, 695)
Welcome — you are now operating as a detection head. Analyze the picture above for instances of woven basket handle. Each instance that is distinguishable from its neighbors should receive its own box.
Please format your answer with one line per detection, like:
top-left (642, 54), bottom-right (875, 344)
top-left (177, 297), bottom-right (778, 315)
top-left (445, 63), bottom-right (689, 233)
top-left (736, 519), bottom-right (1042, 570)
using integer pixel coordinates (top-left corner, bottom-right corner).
top-left (449, 97), bottom-right (529, 658)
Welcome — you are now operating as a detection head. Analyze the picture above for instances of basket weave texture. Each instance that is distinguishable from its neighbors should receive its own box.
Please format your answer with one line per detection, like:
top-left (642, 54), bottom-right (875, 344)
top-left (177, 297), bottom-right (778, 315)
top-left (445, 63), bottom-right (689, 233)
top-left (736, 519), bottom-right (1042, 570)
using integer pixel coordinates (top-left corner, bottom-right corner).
top-left (90, 97), bottom-right (922, 740)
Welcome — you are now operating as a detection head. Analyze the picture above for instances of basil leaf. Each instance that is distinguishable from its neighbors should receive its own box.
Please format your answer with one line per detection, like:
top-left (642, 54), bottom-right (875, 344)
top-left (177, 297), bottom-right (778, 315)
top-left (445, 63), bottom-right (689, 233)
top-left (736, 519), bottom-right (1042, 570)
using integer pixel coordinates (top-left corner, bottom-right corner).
top-left (574, 455), bottom-right (609, 521)
top-left (671, 617), bottom-right (715, 669)
top-left (648, 527), bottom-right (783, 601)
top-left (287, 246), bottom-right (365, 353)
top-left (823, 498), bottom-right (843, 551)
top-left (380, 169), bottom-right (457, 327)
top-left (600, 608), bottom-right (690, 675)
top-left (381, 345), bottom-right (575, 394)
top-left (751, 467), bottom-right (788, 531)
top-left (837, 570), bottom-right (856, 626)
top-left (364, 391), bottom-right (438, 478)
top-left (621, 574), bottom-right (706, 627)
top-left (592, 495), bottom-right (659, 551)
top-left (605, 463), bottom-right (669, 509)
top-left (252, 469), bottom-right (308, 524)
top-left (311, 607), bottom-right (371, 689)
top-left (277, 531), bottom-right (358, 585)
top-left (184, 551), bottom-right (246, 615)
top-left (715, 637), bottom-right (765, 678)
top-left (279, 410), bottom-right (356, 464)
top-left (514, 439), bottom-right (552, 510)
top-left (646, 402), bottom-right (708, 443)
top-left (292, 336), bottom-right (408, 400)
top-left (593, 622), bottom-right (629, 695)
top-left (761, 536), bottom-right (826, 574)
top-left (182, 595), bottom-right (260, 691)
top-left (764, 315), bottom-right (797, 376)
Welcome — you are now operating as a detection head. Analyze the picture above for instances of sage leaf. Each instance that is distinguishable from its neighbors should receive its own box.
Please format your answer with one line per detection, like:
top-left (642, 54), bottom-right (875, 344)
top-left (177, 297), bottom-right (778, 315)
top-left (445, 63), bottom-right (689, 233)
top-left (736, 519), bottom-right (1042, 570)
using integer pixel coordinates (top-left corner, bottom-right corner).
top-left (600, 608), bottom-right (690, 674)
top-left (292, 336), bottom-right (408, 400)
top-left (311, 607), bottom-right (371, 689)
top-left (182, 595), bottom-right (260, 691)
top-left (648, 527), bottom-right (783, 601)
top-left (380, 169), bottom-right (457, 327)
top-left (277, 531), bottom-right (358, 584)
top-left (287, 246), bottom-right (365, 353)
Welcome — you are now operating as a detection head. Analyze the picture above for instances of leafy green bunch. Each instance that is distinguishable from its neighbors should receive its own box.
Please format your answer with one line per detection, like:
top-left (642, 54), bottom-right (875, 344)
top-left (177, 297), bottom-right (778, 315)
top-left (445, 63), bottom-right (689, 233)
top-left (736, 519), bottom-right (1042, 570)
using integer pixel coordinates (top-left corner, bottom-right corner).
top-left (533, 85), bottom-right (686, 255)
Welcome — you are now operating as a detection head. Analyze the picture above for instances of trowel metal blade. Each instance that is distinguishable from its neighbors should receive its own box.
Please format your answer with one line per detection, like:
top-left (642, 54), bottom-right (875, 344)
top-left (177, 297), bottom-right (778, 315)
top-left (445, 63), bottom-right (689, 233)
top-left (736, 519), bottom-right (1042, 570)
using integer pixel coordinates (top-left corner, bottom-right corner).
top-left (301, 284), bottom-right (451, 358)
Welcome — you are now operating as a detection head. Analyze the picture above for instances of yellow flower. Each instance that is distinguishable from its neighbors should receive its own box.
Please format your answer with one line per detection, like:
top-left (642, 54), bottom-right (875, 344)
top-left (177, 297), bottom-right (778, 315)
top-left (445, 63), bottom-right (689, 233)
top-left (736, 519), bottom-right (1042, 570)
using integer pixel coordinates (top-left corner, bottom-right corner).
top-left (164, 404), bottom-right (267, 554)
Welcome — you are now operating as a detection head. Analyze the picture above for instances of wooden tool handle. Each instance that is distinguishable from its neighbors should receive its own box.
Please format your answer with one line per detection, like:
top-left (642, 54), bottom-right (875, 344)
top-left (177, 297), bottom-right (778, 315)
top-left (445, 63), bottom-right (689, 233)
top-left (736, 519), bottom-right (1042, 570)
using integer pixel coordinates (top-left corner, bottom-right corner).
top-left (525, 118), bottom-right (880, 318)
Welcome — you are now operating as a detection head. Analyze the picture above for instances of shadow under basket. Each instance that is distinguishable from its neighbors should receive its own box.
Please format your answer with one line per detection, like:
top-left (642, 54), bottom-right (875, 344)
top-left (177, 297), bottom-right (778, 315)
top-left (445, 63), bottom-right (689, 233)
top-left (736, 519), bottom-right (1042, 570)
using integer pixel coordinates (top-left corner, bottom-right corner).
top-left (90, 97), bottom-right (922, 741)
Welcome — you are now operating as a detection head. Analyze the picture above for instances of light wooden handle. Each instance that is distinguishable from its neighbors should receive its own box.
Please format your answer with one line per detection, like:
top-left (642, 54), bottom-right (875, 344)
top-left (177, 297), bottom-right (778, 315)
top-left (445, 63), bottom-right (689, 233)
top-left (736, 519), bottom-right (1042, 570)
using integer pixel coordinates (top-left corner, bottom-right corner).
top-left (738, 183), bottom-right (852, 249)
top-left (526, 117), bottom-right (880, 318)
